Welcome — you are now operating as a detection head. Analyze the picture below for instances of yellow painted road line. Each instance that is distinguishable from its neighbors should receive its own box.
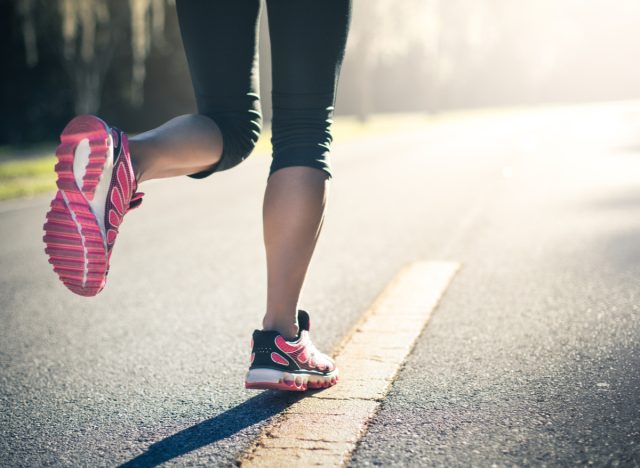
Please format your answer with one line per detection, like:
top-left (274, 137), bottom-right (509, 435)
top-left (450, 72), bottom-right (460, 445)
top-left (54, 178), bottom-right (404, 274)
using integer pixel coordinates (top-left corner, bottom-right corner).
top-left (239, 260), bottom-right (460, 467)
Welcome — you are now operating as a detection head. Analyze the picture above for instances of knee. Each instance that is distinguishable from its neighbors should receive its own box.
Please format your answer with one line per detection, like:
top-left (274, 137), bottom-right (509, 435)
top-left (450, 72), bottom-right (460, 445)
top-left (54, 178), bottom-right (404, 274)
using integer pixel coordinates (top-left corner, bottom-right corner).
top-left (270, 93), bottom-right (335, 178)
top-left (204, 108), bottom-right (262, 168)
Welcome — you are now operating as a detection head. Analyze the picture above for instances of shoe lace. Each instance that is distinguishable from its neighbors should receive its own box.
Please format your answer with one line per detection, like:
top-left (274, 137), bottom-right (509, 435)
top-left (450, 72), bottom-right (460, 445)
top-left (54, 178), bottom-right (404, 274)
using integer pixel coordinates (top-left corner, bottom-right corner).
top-left (128, 191), bottom-right (144, 210)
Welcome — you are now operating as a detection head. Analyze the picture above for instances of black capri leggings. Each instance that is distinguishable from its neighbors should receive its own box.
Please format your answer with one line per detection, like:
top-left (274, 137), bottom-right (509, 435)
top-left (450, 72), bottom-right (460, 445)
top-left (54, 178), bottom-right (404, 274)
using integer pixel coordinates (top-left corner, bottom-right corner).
top-left (175, 0), bottom-right (351, 179)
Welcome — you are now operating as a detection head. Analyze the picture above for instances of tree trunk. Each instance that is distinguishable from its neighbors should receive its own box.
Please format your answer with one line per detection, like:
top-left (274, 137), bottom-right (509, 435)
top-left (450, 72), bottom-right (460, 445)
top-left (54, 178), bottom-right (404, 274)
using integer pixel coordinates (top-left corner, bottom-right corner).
top-left (74, 65), bottom-right (102, 115)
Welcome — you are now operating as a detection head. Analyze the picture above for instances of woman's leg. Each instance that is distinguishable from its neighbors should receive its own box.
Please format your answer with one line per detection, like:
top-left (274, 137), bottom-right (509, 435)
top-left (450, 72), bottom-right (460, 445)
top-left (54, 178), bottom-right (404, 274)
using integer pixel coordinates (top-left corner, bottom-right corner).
top-left (262, 0), bottom-right (351, 338)
top-left (129, 114), bottom-right (223, 183)
top-left (43, 0), bottom-right (263, 298)
top-left (262, 167), bottom-right (329, 338)
top-left (131, 0), bottom-right (263, 184)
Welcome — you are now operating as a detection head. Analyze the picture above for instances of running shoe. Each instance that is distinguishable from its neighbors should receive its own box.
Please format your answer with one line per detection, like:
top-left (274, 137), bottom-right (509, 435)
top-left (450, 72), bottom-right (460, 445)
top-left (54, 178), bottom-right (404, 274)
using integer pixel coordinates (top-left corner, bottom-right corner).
top-left (245, 310), bottom-right (339, 391)
top-left (43, 115), bottom-right (143, 297)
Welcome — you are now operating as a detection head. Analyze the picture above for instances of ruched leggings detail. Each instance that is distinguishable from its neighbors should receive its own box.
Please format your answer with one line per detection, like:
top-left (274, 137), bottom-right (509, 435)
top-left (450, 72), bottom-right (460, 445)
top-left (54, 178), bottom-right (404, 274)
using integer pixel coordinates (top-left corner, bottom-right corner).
top-left (176, 0), bottom-right (351, 179)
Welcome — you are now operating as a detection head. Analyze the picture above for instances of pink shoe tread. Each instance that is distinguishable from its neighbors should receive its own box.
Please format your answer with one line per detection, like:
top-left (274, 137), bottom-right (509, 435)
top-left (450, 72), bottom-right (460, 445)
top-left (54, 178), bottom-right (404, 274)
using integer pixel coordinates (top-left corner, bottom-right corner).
top-left (43, 115), bottom-right (142, 296)
top-left (54, 115), bottom-right (110, 201)
top-left (43, 191), bottom-right (107, 297)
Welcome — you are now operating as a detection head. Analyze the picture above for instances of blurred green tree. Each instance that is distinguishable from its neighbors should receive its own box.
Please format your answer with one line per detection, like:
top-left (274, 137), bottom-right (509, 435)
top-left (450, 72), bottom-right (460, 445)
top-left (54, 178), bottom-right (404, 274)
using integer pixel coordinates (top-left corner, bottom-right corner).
top-left (17, 0), bottom-right (170, 115)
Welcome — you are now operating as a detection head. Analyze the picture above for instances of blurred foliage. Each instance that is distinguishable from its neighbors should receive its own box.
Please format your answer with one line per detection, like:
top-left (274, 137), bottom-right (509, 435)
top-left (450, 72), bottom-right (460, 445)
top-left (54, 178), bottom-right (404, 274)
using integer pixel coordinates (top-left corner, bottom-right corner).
top-left (2, 0), bottom-right (186, 144)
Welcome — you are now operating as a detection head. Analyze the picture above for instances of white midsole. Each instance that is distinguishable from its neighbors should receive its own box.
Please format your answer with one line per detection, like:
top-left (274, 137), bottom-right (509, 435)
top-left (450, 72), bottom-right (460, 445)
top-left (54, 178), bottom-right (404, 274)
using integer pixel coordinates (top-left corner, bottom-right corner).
top-left (60, 190), bottom-right (88, 288)
top-left (88, 131), bottom-right (114, 243)
top-left (72, 138), bottom-right (90, 191)
top-left (69, 127), bottom-right (113, 245)
top-left (245, 368), bottom-right (339, 384)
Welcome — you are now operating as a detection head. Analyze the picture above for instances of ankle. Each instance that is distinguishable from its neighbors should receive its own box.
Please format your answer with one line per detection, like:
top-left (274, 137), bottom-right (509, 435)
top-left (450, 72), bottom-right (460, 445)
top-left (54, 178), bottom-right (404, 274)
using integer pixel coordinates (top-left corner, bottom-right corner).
top-left (126, 141), bottom-right (144, 184)
top-left (262, 317), bottom-right (299, 341)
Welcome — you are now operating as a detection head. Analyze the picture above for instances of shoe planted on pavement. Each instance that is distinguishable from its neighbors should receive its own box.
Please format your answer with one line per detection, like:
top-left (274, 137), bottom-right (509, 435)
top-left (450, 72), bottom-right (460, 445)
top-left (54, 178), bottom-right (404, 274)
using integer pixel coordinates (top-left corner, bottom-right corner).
top-left (43, 115), bottom-right (143, 297)
top-left (245, 310), bottom-right (339, 391)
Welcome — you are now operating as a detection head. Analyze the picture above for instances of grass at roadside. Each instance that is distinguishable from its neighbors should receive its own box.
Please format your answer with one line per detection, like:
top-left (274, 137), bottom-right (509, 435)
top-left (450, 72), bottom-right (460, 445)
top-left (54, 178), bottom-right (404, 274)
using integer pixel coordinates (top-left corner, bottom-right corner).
top-left (0, 113), bottom-right (431, 201)
top-left (0, 156), bottom-right (57, 200)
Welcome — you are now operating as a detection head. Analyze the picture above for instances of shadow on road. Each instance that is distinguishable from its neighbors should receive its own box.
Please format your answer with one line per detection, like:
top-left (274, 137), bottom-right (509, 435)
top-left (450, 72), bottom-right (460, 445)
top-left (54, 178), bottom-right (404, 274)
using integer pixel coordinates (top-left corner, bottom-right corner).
top-left (119, 390), bottom-right (303, 467)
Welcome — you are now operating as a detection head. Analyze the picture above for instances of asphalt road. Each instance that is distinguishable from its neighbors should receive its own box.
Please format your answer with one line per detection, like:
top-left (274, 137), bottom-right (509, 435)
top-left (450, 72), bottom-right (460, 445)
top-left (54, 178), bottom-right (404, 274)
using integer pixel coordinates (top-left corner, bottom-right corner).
top-left (1, 102), bottom-right (639, 466)
top-left (350, 104), bottom-right (640, 466)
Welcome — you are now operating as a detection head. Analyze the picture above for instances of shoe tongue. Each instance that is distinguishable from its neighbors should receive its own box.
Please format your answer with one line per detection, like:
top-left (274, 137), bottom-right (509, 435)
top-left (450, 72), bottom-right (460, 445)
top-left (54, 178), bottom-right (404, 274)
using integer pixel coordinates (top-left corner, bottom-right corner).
top-left (110, 127), bottom-right (123, 163)
top-left (297, 310), bottom-right (311, 332)
top-left (110, 126), bottom-right (141, 197)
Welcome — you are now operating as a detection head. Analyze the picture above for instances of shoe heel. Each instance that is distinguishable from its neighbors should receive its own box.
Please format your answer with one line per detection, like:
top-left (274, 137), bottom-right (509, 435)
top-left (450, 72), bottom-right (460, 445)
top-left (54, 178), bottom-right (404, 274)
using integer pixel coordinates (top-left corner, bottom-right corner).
top-left (55, 115), bottom-right (110, 201)
top-left (245, 368), bottom-right (309, 391)
top-left (41, 194), bottom-right (93, 295)
top-left (43, 191), bottom-right (108, 297)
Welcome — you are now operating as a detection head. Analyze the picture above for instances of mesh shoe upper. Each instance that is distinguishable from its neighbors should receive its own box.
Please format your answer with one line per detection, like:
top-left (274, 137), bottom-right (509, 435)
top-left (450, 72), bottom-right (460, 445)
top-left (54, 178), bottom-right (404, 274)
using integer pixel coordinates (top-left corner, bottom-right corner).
top-left (250, 310), bottom-right (336, 374)
top-left (104, 129), bottom-right (143, 252)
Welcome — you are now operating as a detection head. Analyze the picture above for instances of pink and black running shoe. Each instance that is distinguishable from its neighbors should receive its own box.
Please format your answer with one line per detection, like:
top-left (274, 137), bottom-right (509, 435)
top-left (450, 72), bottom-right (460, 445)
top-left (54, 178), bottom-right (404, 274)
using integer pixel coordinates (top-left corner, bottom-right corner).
top-left (245, 310), bottom-right (339, 391)
top-left (43, 115), bottom-right (143, 297)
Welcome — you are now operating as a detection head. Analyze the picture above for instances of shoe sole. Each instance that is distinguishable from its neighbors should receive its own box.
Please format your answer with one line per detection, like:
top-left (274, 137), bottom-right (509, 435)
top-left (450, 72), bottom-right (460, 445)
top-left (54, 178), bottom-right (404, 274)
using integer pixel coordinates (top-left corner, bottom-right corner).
top-left (245, 368), bottom-right (339, 392)
top-left (43, 115), bottom-right (111, 297)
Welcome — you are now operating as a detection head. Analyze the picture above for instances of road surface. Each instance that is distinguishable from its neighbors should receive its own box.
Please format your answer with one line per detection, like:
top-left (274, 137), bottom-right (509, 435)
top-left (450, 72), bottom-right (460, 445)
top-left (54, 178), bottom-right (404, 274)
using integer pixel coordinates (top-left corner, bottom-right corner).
top-left (1, 102), bottom-right (638, 466)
